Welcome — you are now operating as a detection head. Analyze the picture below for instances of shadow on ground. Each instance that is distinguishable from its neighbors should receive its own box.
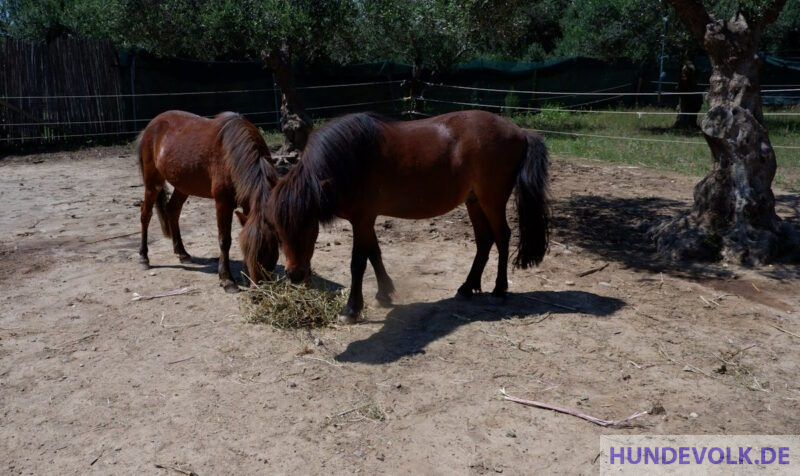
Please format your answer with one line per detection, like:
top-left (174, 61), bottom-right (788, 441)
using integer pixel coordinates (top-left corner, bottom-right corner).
top-left (553, 194), bottom-right (800, 280)
top-left (336, 290), bottom-right (625, 364)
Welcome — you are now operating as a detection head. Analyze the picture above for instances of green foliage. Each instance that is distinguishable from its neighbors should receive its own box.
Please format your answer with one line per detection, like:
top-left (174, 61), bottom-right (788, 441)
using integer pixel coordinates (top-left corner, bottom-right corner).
top-left (556, 0), bottom-right (696, 63)
top-left (122, 0), bottom-right (355, 60)
top-left (342, 1), bottom-right (561, 72)
top-left (1, 0), bottom-right (796, 65)
top-left (2, 0), bottom-right (123, 41)
top-left (512, 106), bottom-right (800, 191)
top-left (3, 0), bottom-right (354, 61)
top-left (761, 1), bottom-right (800, 55)
top-left (503, 87), bottom-right (520, 110)
top-left (345, 0), bottom-right (474, 70)
top-left (556, 0), bottom-right (797, 63)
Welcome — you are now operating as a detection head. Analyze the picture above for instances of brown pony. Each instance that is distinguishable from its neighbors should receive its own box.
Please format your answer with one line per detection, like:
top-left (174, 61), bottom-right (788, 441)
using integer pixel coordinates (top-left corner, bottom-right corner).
top-left (136, 111), bottom-right (279, 292)
top-left (268, 110), bottom-right (550, 323)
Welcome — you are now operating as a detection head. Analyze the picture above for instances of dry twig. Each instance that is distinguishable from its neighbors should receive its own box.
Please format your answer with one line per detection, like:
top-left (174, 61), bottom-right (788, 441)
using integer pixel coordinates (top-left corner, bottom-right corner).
top-left (500, 389), bottom-right (647, 428)
top-left (53, 333), bottom-right (98, 350)
top-left (658, 343), bottom-right (718, 380)
top-left (132, 287), bottom-right (198, 301)
top-left (86, 231), bottom-right (140, 245)
top-left (520, 295), bottom-right (579, 312)
top-left (768, 323), bottom-right (800, 339)
top-left (167, 356), bottom-right (194, 365)
top-left (154, 463), bottom-right (198, 476)
top-left (576, 262), bottom-right (608, 278)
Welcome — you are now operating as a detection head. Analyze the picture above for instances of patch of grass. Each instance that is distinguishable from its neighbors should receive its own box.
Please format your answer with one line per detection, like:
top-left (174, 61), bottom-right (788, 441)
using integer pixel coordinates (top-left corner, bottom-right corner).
top-left (258, 127), bottom-right (285, 149)
top-left (327, 400), bottom-right (387, 425)
top-left (242, 277), bottom-right (348, 329)
top-left (511, 106), bottom-right (800, 191)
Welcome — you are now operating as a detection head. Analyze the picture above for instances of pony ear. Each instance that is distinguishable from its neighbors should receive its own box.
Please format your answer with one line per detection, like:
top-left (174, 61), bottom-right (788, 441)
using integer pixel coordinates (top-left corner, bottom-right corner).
top-left (235, 210), bottom-right (247, 226)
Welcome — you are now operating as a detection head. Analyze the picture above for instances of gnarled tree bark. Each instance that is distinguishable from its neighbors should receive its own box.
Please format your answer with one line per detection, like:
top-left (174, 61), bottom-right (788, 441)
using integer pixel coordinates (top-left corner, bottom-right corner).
top-left (652, 0), bottom-right (797, 264)
top-left (262, 45), bottom-right (313, 172)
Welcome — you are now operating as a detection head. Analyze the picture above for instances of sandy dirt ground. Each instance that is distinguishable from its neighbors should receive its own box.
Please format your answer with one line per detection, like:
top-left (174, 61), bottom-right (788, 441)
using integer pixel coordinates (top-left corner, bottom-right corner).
top-left (1, 145), bottom-right (799, 475)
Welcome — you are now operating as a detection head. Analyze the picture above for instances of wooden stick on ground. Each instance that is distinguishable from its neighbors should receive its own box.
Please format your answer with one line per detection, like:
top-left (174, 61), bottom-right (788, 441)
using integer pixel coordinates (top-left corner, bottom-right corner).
top-left (132, 287), bottom-right (198, 301)
top-left (154, 463), bottom-right (198, 476)
top-left (576, 262), bottom-right (608, 278)
top-left (85, 231), bottom-right (139, 245)
top-left (500, 388), bottom-right (647, 428)
top-left (768, 323), bottom-right (800, 339)
top-left (520, 295), bottom-right (579, 312)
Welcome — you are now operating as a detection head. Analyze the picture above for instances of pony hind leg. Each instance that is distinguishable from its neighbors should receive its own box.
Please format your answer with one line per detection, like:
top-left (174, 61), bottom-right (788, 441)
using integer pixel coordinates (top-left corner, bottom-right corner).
top-left (457, 195), bottom-right (495, 299)
top-left (166, 189), bottom-right (192, 263)
top-left (139, 181), bottom-right (165, 270)
top-left (367, 230), bottom-right (395, 307)
top-left (484, 204), bottom-right (512, 300)
top-left (214, 197), bottom-right (239, 293)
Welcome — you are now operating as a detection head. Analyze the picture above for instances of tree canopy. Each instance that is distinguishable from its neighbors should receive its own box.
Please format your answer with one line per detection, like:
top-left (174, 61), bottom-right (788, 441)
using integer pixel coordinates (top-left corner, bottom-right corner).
top-left (2, 0), bottom-right (797, 68)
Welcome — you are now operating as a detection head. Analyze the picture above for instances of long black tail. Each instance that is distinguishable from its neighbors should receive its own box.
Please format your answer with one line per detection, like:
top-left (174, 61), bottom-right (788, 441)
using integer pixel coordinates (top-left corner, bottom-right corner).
top-left (135, 131), bottom-right (172, 238)
top-left (513, 132), bottom-right (550, 269)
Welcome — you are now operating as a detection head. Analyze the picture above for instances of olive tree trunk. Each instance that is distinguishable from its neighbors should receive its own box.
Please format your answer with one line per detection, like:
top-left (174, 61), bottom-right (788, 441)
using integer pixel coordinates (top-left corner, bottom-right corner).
top-left (262, 45), bottom-right (312, 171)
top-left (653, 0), bottom-right (796, 264)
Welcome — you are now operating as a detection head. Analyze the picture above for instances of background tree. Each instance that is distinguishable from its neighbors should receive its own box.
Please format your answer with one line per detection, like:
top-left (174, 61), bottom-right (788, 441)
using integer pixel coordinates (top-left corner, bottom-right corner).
top-left (120, 0), bottom-right (355, 156)
top-left (348, 0), bottom-right (473, 109)
top-left (651, 0), bottom-right (797, 264)
top-left (4, 0), bottom-right (355, 156)
top-left (346, 0), bottom-right (541, 112)
top-left (556, 0), bottom-right (699, 63)
top-left (760, 0), bottom-right (800, 55)
top-left (1, 0), bottom-right (123, 42)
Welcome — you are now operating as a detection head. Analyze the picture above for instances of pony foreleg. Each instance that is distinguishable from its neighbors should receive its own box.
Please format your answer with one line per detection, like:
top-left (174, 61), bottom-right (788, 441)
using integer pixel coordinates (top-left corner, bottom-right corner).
top-left (340, 246), bottom-right (369, 324)
top-left (340, 220), bottom-right (383, 323)
top-left (166, 189), bottom-right (191, 263)
top-left (215, 199), bottom-right (239, 293)
top-left (138, 185), bottom-right (162, 270)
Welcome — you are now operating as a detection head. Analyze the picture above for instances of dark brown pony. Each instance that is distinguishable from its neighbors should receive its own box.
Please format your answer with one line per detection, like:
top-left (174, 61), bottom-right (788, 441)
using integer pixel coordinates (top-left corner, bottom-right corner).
top-left (268, 110), bottom-right (550, 322)
top-left (136, 111), bottom-right (279, 292)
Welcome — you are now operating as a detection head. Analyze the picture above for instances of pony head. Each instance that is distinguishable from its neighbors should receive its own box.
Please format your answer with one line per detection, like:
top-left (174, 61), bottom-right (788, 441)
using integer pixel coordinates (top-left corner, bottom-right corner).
top-left (267, 171), bottom-right (320, 284)
top-left (266, 112), bottom-right (385, 284)
top-left (239, 209), bottom-right (279, 285)
top-left (217, 112), bottom-right (281, 286)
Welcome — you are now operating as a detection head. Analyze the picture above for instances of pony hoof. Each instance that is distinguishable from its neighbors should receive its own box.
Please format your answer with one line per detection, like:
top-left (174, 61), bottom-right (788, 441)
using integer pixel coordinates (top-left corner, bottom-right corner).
top-left (178, 254), bottom-right (193, 264)
top-left (221, 281), bottom-right (240, 293)
top-left (339, 309), bottom-right (359, 324)
top-left (139, 259), bottom-right (150, 270)
top-left (338, 313), bottom-right (359, 325)
top-left (375, 292), bottom-right (393, 307)
top-left (456, 285), bottom-right (479, 300)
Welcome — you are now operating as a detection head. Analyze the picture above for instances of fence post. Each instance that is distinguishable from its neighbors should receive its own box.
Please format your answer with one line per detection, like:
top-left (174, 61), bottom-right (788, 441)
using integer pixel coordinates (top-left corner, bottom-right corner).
top-left (272, 73), bottom-right (281, 129)
top-left (130, 52), bottom-right (137, 129)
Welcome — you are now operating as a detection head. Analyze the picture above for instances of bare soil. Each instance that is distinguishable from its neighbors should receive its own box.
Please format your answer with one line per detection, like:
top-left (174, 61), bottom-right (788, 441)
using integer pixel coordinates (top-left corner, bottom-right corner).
top-left (1, 146), bottom-right (799, 475)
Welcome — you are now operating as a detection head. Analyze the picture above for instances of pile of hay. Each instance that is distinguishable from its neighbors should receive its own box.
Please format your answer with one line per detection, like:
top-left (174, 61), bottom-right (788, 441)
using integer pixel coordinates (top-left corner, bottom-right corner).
top-left (242, 278), bottom-right (348, 329)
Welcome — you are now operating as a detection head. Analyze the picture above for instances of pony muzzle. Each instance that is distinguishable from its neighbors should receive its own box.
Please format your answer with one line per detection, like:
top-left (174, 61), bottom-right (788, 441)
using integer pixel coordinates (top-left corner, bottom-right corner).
top-left (286, 267), bottom-right (310, 284)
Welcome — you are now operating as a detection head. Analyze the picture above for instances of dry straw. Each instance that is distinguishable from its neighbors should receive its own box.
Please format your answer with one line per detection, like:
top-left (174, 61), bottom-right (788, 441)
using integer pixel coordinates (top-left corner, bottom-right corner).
top-left (242, 277), bottom-right (348, 329)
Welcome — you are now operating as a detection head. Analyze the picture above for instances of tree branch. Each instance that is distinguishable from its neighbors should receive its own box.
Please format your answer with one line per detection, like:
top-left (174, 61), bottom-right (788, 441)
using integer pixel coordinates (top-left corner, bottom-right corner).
top-left (667, 0), bottom-right (712, 44)
top-left (757, 0), bottom-right (788, 30)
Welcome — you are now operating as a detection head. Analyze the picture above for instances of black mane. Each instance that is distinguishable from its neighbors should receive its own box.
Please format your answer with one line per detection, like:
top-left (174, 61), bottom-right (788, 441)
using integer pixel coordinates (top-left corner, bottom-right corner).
top-left (272, 112), bottom-right (388, 236)
top-left (216, 112), bottom-right (278, 278)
